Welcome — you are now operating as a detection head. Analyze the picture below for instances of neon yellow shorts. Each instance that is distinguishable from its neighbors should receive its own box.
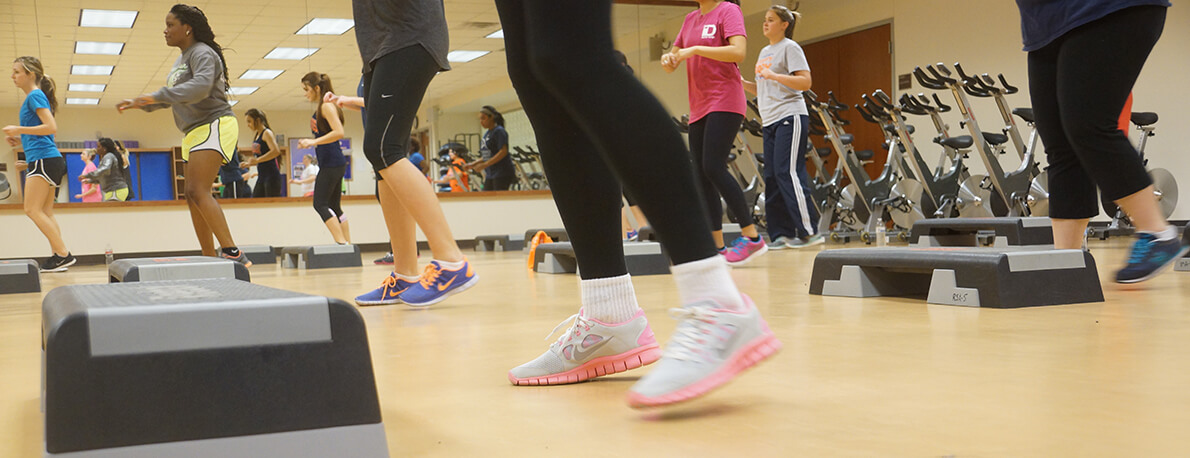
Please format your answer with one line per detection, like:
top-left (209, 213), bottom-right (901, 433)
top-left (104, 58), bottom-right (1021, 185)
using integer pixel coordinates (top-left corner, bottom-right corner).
top-left (182, 115), bottom-right (238, 164)
top-left (103, 188), bottom-right (129, 201)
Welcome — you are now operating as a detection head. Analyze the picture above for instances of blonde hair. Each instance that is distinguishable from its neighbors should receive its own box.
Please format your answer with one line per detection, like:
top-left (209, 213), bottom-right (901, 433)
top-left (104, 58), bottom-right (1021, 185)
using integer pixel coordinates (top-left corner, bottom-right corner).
top-left (14, 56), bottom-right (58, 113)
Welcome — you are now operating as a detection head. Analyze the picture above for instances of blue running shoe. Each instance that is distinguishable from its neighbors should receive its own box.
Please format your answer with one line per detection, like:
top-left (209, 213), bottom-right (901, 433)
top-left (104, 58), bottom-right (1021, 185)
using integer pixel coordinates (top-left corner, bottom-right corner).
top-left (1115, 233), bottom-right (1190, 284)
top-left (355, 272), bottom-right (415, 306)
top-left (400, 259), bottom-right (479, 307)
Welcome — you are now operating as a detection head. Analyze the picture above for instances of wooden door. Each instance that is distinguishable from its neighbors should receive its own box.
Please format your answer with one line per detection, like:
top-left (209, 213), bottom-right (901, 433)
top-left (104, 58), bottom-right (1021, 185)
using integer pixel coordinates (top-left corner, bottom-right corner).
top-left (802, 23), bottom-right (892, 180)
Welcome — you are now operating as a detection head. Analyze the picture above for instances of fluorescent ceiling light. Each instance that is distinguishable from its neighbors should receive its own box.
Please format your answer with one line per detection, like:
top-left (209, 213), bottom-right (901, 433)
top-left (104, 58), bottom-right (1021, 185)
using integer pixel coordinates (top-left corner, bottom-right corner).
top-left (239, 69), bottom-right (284, 80)
top-left (296, 18), bottom-right (355, 35)
top-left (71, 65), bottom-right (114, 76)
top-left (66, 98), bottom-right (101, 105)
top-left (486, 29), bottom-right (504, 39)
top-left (228, 100), bottom-right (239, 107)
top-left (228, 87), bottom-right (258, 95)
top-left (79, 9), bottom-right (138, 28)
top-left (68, 83), bottom-right (107, 92)
top-left (264, 47), bottom-right (319, 60)
top-left (75, 41), bottom-right (125, 55)
top-left (447, 50), bottom-right (489, 63)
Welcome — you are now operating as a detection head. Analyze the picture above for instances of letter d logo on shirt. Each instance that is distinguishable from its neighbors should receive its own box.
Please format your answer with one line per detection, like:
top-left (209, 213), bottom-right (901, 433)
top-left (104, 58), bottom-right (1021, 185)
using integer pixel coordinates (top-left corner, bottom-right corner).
top-left (701, 24), bottom-right (717, 39)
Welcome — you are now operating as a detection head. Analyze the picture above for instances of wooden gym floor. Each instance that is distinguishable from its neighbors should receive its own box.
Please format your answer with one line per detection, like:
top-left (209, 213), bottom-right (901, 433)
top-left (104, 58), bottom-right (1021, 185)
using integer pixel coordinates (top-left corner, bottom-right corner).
top-left (2, 238), bottom-right (1188, 457)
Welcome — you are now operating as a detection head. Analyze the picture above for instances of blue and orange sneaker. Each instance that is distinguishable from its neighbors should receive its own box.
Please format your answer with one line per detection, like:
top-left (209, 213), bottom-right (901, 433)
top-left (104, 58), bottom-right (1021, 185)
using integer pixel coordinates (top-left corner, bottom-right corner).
top-left (355, 272), bottom-right (415, 306)
top-left (1115, 232), bottom-right (1190, 283)
top-left (400, 259), bottom-right (479, 307)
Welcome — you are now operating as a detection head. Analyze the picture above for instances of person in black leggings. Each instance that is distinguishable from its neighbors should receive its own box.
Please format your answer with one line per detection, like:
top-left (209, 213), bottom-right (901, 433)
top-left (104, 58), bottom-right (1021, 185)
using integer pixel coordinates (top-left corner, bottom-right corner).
top-left (1017, 0), bottom-right (1184, 283)
top-left (298, 72), bottom-right (350, 244)
top-left (242, 108), bottom-right (283, 197)
top-left (497, 0), bottom-right (780, 409)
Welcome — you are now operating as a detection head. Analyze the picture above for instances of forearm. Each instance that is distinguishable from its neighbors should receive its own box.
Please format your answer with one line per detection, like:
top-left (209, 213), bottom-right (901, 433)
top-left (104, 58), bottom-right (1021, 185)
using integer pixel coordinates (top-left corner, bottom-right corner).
top-left (772, 73), bottom-right (812, 91)
top-left (742, 80), bottom-right (758, 95)
top-left (311, 131), bottom-right (343, 146)
top-left (15, 125), bottom-right (55, 136)
top-left (690, 45), bottom-right (745, 63)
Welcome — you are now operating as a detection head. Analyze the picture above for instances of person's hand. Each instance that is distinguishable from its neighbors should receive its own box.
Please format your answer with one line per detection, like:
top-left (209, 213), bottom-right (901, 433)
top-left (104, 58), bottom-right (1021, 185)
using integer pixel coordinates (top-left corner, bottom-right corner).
top-left (674, 47), bottom-right (697, 63)
top-left (288, 178), bottom-right (297, 184)
top-left (298, 139), bottom-right (315, 149)
top-left (74, 194), bottom-right (83, 199)
top-left (758, 67), bottom-right (777, 81)
top-left (5, 135), bottom-right (17, 146)
top-left (1, 125), bottom-right (20, 137)
top-left (78, 176), bottom-right (87, 182)
top-left (323, 91), bottom-right (343, 108)
top-left (15, 160), bottom-right (26, 171)
top-left (116, 99), bottom-right (135, 113)
top-left (239, 160), bottom-right (252, 168)
top-left (661, 54), bottom-right (679, 72)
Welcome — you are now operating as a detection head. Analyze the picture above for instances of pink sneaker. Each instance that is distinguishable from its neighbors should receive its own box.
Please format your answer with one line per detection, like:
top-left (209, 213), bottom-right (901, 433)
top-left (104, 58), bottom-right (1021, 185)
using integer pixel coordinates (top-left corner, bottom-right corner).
top-left (509, 309), bottom-right (662, 386)
top-left (627, 295), bottom-right (781, 408)
top-left (724, 237), bottom-right (768, 266)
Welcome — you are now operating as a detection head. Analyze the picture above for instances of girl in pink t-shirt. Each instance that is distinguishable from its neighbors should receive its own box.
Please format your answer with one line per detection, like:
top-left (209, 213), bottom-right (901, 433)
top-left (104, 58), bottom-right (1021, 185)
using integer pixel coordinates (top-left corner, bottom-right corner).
top-left (74, 148), bottom-right (102, 202)
top-left (663, 0), bottom-right (768, 265)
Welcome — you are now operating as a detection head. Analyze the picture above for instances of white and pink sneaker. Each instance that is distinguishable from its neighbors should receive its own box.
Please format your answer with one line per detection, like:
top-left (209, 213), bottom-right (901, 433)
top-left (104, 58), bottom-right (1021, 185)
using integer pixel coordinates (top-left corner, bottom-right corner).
top-left (724, 237), bottom-right (768, 266)
top-left (509, 309), bottom-right (662, 386)
top-left (627, 295), bottom-right (781, 408)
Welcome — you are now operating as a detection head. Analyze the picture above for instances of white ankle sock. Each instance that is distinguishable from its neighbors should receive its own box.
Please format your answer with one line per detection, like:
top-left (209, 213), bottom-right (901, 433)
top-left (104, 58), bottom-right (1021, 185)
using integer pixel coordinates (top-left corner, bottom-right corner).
top-left (396, 273), bottom-right (420, 282)
top-left (435, 259), bottom-right (466, 270)
top-left (1144, 225), bottom-right (1178, 241)
top-left (671, 255), bottom-right (744, 311)
top-left (581, 274), bottom-right (641, 324)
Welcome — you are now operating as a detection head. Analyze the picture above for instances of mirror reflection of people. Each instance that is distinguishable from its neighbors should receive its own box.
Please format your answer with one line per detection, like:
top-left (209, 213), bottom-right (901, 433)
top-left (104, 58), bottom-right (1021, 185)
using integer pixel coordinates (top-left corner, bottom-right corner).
top-left (288, 154), bottom-right (319, 197)
top-left (5, 56), bottom-right (75, 272)
top-left (466, 106), bottom-right (514, 191)
top-left (216, 152), bottom-right (252, 198)
top-left (298, 72), bottom-right (351, 244)
top-left (115, 4), bottom-right (251, 266)
top-left (80, 138), bottom-right (131, 201)
top-left (74, 148), bottom-right (103, 202)
top-left (241, 108), bottom-right (283, 197)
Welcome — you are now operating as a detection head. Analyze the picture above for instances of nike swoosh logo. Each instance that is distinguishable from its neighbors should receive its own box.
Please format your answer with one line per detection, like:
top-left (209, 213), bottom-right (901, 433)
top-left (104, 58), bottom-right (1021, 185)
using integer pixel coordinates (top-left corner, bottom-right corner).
top-left (571, 338), bottom-right (611, 361)
top-left (386, 284), bottom-right (408, 297)
top-left (437, 276), bottom-right (456, 291)
top-left (381, 94), bottom-right (394, 98)
top-left (716, 325), bottom-right (743, 360)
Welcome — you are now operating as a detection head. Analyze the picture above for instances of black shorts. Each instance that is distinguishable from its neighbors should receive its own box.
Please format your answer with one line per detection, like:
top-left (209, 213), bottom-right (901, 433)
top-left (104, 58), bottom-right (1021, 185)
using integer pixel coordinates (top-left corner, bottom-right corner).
top-left (27, 157), bottom-right (66, 187)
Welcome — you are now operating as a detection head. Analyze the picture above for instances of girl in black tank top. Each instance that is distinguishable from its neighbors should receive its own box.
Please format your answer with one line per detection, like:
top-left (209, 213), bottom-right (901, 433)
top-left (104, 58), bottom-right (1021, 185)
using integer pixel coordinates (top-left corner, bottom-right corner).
top-left (243, 109), bottom-right (283, 197)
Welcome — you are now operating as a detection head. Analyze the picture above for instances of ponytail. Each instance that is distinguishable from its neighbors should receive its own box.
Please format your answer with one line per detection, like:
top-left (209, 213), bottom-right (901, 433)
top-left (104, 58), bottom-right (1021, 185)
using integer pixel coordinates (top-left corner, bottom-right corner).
top-left (770, 5), bottom-right (800, 39)
top-left (302, 72), bottom-right (344, 127)
top-left (170, 4), bottom-right (230, 91)
top-left (14, 56), bottom-right (57, 113)
top-left (245, 108), bottom-right (273, 131)
top-left (481, 105), bottom-right (505, 128)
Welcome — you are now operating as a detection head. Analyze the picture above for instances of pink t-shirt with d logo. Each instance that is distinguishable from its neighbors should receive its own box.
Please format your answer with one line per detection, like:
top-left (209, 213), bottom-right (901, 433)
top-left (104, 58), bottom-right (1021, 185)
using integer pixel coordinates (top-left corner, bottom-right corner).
top-left (674, 1), bottom-right (748, 123)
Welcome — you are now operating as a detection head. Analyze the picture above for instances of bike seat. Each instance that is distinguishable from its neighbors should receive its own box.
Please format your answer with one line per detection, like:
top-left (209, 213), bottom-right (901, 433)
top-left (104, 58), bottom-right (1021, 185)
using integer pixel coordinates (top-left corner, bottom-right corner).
top-left (838, 134), bottom-right (854, 145)
top-left (983, 131), bottom-right (1008, 146)
top-left (937, 135), bottom-right (973, 150)
top-left (855, 149), bottom-right (875, 161)
top-left (816, 147), bottom-right (832, 158)
top-left (1131, 112), bottom-right (1158, 126)
top-left (882, 124), bottom-right (915, 135)
top-left (1013, 107), bottom-right (1035, 123)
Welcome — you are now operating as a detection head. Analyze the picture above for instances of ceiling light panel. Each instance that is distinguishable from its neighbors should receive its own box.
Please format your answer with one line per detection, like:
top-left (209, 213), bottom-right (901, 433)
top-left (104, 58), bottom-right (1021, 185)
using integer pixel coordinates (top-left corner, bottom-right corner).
top-left (264, 47), bottom-right (319, 60)
top-left (75, 41), bottom-right (125, 55)
top-left (228, 87), bottom-right (259, 95)
top-left (79, 9), bottom-right (138, 28)
top-left (68, 84), bottom-right (107, 92)
top-left (296, 18), bottom-right (355, 35)
top-left (447, 50), bottom-right (489, 63)
top-left (66, 98), bottom-right (101, 105)
top-left (71, 65), bottom-right (115, 76)
top-left (486, 29), bottom-right (504, 39)
top-left (239, 70), bottom-right (284, 80)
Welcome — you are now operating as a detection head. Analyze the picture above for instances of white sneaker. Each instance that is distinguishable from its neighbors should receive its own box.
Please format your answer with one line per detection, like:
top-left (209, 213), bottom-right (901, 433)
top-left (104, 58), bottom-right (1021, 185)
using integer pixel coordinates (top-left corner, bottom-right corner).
top-left (509, 308), bottom-right (662, 386)
top-left (627, 295), bottom-right (781, 408)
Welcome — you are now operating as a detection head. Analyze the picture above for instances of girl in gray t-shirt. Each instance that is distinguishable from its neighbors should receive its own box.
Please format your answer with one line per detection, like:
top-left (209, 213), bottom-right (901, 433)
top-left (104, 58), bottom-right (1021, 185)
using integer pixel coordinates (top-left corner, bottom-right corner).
top-left (743, 6), bottom-right (822, 247)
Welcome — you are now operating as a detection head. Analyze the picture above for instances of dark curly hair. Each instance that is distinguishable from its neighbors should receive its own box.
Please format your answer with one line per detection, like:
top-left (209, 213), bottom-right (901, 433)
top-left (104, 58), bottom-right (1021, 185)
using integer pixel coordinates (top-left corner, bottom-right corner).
top-left (169, 4), bottom-right (230, 91)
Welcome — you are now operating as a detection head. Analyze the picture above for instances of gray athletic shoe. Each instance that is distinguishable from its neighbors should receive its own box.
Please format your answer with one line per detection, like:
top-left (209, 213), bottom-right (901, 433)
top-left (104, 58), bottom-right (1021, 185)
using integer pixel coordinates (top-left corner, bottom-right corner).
top-left (800, 234), bottom-right (825, 248)
top-left (768, 236), bottom-right (791, 250)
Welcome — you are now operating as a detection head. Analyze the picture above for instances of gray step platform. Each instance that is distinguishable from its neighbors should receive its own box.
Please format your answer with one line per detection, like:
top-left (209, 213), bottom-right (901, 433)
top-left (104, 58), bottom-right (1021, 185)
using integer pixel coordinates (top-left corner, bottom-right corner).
top-left (910, 217), bottom-right (1054, 248)
top-left (108, 256), bottom-right (251, 283)
top-left (475, 233), bottom-right (525, 252)
top-left (0, 259), bottom-right (40, 294)
top-left (221, 244), bottom-right (276, 265)
top-left (637, 224), bottom-right (746, 243)
top-left (809, 247), bottom-right (1103, 308)
top-left (532, 242), bottom-right (671, 276)
top-left (1178, 227), bottom-right (1190, 272)
top-left (42, 279), bottom-right (387, 456)
top-left (282, 244), bottom-right (362, 269)
top-left (523, 228), bottom-right (569, 252)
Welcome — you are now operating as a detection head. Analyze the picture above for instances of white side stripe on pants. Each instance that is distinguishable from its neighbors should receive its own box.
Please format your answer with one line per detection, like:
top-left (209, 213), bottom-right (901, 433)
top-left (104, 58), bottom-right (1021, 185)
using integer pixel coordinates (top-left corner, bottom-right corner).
top-left (788, 118), bottom-right (814, 234)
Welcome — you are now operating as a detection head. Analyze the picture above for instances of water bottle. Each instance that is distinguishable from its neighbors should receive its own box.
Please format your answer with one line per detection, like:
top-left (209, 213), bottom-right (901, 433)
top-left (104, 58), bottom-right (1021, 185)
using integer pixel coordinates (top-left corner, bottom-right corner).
top-left (875, 218), bottom-right (887, 247)
top-left (104, 243), bottom-right (114, 267)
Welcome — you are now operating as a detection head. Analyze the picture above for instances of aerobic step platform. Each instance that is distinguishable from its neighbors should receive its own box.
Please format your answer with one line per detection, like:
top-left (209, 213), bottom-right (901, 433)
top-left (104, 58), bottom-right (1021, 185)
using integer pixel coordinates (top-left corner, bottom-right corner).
top-left (533, 241), bottom-right (671, 276)
top-left (41, 279), bottom-right (387, 457)
top-left (475, 233), bottom-right (525, 252)
top-left (0, 259), bottom-right (40, 294)
top-left (522, 228), bottom-right (569, 251)
top-left (108, 256), bottom-right (250, 283)
top-left (910, 216), bottom-right (1054, 248)
top-left (638, 223), bottom-right (744, 243)
top-left (221, 244), bottom-right (276, 265)
top-left (282, 244), bottom-right (362, 269)
top-left (809, 247), bottom-right (1103, 308)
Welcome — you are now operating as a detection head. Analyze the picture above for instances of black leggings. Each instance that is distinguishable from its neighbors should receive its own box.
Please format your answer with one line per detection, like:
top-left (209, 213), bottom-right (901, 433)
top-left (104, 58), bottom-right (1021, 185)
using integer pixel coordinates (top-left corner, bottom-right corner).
top-left (362, 46), bottom-right (438, 173)
top-left (312, 165), bottom-right (345, 222)
top-left (689, 112), bottom-right (752, 231)
top-left (483, 175), bottom-right (514, 191)
top-left (253, 173), bottom-right (283, 198)
top-left (495, 0), bottom-right (717, 279)
top-left (1028, 5), bottom-right (1165, 219)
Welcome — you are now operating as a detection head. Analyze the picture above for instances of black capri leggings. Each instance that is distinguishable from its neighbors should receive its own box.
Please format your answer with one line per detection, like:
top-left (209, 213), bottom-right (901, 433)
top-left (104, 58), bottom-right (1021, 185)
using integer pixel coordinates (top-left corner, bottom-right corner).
top-left (312, 165), bottom-right (345, 222)
top-left (362, 46), bottom-right (438, 174)
top-left (689, 112), bottom-right (751, 231)
top-left (1028, 5), bottom-right (1165, 219)
top-left (253, 173), bottom-right (283, 198)
top-left (495, 0), bottom-right (717, 280)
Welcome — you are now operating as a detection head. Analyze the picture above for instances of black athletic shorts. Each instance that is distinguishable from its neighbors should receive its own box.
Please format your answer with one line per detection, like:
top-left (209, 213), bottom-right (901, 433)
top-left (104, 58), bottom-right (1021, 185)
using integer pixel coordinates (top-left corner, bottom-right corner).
top-left (27, 156), bottom-right (66, 187)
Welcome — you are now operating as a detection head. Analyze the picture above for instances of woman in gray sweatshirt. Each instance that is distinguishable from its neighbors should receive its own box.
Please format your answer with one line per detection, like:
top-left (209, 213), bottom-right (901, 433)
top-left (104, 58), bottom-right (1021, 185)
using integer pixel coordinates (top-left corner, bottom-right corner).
top-left (115, 4), bottom-right (251, 267)
top-left (80, 137), bottom-right (129, 201)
